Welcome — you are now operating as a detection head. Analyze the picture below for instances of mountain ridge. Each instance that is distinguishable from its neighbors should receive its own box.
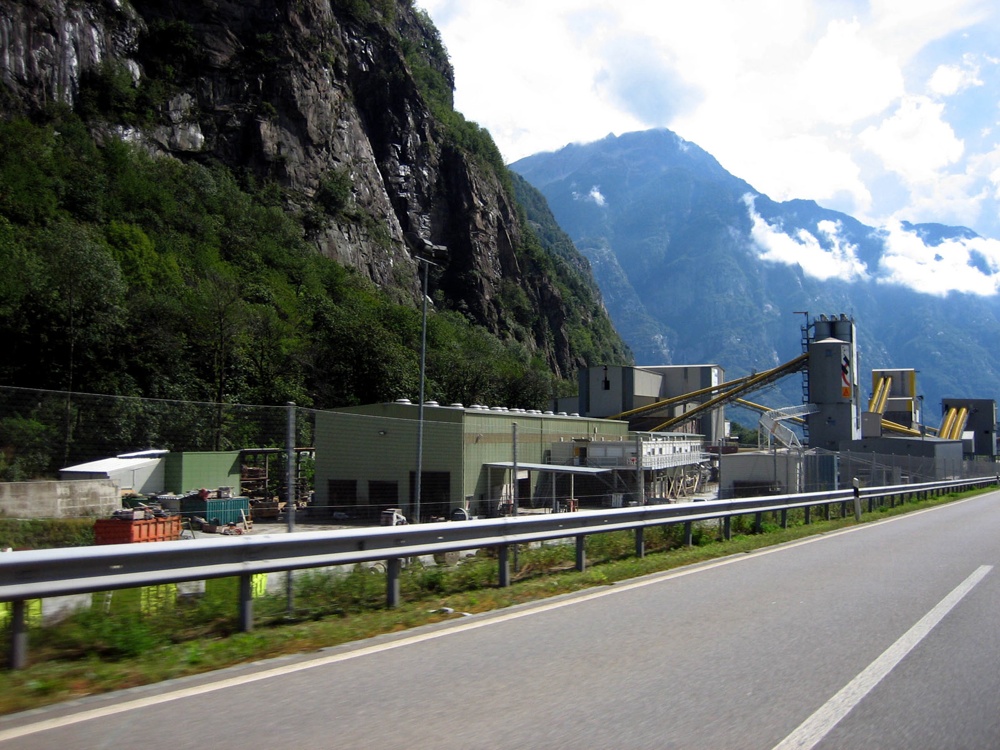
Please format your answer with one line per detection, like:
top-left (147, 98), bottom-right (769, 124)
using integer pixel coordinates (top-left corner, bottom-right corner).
top-left (513, 128), bottom-right (1000, 423)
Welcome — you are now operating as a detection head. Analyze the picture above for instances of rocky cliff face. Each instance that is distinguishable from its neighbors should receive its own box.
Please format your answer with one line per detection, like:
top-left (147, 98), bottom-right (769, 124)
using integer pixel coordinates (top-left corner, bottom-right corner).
top-left (0, 0), bottom-right (610, 377)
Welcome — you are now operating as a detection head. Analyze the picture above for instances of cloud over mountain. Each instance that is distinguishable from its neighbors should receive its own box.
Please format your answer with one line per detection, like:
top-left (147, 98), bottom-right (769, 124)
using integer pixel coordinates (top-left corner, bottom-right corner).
top-left (743, 193), bottom-right (1000, 297)
top-left (744, 196), bottom-right (869, 283)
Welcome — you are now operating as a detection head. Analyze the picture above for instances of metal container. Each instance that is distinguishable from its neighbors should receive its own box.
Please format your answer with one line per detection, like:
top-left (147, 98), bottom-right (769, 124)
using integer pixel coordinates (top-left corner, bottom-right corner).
top-left (180, 495), bottom-right (251, 526)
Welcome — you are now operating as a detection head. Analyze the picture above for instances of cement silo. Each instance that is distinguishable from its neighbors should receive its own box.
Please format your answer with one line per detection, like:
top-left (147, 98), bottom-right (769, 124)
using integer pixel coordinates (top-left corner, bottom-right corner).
top-left (806, 315), bottom-right (861, 450)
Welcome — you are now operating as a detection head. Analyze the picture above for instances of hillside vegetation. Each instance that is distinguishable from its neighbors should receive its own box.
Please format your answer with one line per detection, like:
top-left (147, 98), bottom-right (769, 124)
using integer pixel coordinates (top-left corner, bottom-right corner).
top-left (0, 0), bottom-right (630, 479)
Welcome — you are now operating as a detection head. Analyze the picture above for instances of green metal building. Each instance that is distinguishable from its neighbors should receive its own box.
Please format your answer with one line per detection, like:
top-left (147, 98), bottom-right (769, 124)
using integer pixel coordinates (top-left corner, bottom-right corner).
top-left (313, 400), bottom-right (630, 521)
top-left (163, 451), bottom-right (242, 495)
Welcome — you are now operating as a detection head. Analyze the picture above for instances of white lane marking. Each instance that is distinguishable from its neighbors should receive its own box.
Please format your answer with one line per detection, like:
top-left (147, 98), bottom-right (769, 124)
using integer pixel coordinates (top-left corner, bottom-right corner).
top-left (772, 564), bottom-right (993, 750)
top-left (0, 493), bottom-right (991, 743)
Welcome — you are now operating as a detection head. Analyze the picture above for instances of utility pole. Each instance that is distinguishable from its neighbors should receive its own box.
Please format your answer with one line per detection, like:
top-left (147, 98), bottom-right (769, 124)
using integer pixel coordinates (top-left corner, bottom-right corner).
top-left (286, 401), bottom-right (295, 613)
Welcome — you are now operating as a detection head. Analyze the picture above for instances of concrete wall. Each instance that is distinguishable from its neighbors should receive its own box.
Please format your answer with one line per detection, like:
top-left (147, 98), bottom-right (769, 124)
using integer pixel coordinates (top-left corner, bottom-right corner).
top-left (0, 479), bottom-right (120, 518)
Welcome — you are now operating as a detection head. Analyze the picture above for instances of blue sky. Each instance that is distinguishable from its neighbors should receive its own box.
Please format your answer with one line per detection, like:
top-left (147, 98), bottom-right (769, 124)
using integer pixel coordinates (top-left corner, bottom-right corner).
top-left (418, 0), bottom-right (1000, 250)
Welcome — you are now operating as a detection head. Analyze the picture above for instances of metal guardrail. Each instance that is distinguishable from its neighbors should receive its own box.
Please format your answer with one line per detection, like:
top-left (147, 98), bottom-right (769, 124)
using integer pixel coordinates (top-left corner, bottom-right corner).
top-left (2, 476), bottom-right (996, 669)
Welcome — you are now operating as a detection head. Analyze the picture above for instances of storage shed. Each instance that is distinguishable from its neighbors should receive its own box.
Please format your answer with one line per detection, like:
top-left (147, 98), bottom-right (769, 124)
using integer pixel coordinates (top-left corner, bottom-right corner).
top-left (163, 451), bottom-right (241, 495)
top-left (59, 450), bottom-right (167, 495)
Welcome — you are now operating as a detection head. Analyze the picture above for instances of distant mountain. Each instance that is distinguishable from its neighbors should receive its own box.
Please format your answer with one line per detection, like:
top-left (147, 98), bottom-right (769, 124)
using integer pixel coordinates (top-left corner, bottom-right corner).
top-left (512, 129), bottom-right (1000, 425)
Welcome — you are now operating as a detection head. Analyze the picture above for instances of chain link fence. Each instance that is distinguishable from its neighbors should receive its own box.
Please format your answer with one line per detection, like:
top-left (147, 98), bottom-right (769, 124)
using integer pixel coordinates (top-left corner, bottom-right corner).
top-left (5, 385), bottom-right (997, 524)
top-left (1, 387), bottom-right (713, 523)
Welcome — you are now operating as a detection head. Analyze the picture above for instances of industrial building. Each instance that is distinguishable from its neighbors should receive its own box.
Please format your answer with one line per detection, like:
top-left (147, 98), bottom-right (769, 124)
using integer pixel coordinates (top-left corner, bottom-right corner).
top-left (565, 364), bottom-right (726, 444)
top-left (60, 450), bottom-right (168, 496)
top-left (805, 316), bottom-right (862, 450)
top-left (940, 398), bottom-right (997, 459)
top-left (561, 314), bottom-right (989, 498)
top-left (49, 315), bottom-right (997, 520)
top-left (312, 400), bottom-right (708, 521)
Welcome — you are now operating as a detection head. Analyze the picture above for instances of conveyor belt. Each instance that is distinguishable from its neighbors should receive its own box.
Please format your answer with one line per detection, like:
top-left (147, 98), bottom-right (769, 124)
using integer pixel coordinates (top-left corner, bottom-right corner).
top-left (645, 354), bottom-right (809, 432)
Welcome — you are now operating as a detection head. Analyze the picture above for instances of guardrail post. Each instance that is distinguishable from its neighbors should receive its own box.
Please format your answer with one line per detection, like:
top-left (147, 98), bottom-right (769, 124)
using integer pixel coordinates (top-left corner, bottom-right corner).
top-left (754, 512), bottom-right (762, 534)
top-left (723, 516), bottom-right (731, 541)
top-left (824, 503), bottom-right (831, 521)
top-left (238, 574), bottom-right (254, 632)
top-left (386, 558), bottom-right (401, 607)
top-left (840, 501), bottom-right (847, 518)
top-left (684, 521), bottom-right (693, 546)
top-left (498, 545), bottom-right (510, 587)
top-left (635, 527), bottom-right (645, 558)
top-left (780, 509), bottom-right (788, 529)
top-left (575, 535), bottom-right (586, 572)
top-left (804, 505), bottom-right (811, 524)
top-left (7, 599), bottom-right (28, 670)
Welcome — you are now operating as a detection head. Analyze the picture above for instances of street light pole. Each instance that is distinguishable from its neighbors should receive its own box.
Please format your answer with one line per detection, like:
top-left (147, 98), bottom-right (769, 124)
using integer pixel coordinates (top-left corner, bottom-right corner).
top-left (414, 256), bottom-right (437, 524)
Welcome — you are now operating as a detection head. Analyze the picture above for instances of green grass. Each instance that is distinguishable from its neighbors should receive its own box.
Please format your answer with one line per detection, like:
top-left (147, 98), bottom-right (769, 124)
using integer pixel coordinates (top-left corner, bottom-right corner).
top-left (0, 487), bottom-right (988, 715)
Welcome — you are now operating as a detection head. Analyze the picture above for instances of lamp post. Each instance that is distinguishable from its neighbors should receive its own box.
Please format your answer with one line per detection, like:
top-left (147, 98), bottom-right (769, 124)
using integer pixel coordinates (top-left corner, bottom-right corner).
top-left (414, 256), bottom-right (438, 524)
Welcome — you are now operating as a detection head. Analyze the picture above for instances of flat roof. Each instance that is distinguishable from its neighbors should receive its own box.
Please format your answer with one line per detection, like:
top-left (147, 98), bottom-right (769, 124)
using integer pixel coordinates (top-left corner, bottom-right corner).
top-left (61, 456), bottom-right (160, 473)
top-left (485, 461), bottom-right (610, 475)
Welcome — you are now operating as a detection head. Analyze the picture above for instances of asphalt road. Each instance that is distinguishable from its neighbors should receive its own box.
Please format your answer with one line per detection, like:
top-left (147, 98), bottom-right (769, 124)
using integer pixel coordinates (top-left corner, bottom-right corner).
top-left (2, 491), bottom-right (999, 749)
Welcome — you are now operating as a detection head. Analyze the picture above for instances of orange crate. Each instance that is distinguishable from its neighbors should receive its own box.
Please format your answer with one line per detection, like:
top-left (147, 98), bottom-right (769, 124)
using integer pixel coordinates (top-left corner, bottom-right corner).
top-left (94, 517), bottom-right (181, 544)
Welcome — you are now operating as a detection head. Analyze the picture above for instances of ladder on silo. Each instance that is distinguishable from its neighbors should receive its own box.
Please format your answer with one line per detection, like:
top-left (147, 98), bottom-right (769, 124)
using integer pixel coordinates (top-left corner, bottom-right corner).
top-left (800, 319), bottom-right (811, 442)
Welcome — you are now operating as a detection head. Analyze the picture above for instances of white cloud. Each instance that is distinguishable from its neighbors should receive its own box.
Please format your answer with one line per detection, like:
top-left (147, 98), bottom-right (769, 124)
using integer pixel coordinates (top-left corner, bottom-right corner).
top-left (733, 135), bottom-right (873, 212)
top-left (859, 96), bottom-right (964, 183)
top-left (928, 57), bottom-right (983, 96)
top-left (990, 163), bottom-right (1000, 198)
top-left (744, 197), bottom-right (1000, 295)
top-left (902, 172), bottom-right (990, 231)
top-left (744, 196), bottom-right (870, 282)
top-left (882, 135), bottom-right (1000, 231)
top-left (573, 186), bottom-right (607, 207)
top-left (795, 19), bottom-right (905, 126)
top-left (878, 222), bottom-right (1000, 295)
top-left (869, 0), bottom-right (993, 59)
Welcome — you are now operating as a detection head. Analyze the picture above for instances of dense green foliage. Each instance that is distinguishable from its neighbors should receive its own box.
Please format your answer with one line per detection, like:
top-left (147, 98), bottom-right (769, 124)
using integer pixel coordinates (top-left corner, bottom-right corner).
top-left (0, 109), bottom-right (564, 477)
top-left (0, 518), bottom-right (95, 549)
top-left (728, 421), bottom-right (759, 447)
top-left (0, 0), bottom-right (632, 479)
